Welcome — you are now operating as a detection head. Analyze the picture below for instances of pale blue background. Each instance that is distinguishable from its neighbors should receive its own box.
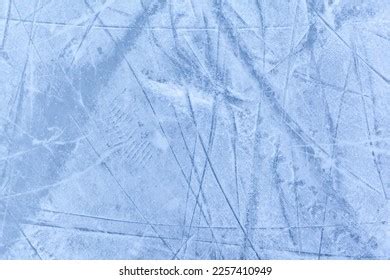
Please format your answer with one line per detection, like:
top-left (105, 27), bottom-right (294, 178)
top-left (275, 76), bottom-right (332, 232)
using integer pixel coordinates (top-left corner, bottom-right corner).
top-left (0, 0), bottom-right (389, 259)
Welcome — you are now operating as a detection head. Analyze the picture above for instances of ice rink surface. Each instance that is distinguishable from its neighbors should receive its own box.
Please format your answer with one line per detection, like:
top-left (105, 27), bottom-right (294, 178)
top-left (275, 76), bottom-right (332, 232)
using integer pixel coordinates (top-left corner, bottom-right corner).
top-left (0, 0), bottom-right (389, 259)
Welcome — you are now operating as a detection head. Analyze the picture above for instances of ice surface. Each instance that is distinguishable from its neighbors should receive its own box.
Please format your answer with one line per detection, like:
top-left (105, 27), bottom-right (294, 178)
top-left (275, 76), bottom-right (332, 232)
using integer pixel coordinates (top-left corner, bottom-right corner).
top-left (0, 0), bottom-right (389, 259)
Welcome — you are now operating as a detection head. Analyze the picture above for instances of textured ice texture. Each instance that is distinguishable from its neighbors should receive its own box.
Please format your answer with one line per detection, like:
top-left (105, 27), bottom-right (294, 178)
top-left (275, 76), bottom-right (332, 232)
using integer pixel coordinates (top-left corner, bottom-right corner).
top-left (0, 0), bottom-right (389, 260)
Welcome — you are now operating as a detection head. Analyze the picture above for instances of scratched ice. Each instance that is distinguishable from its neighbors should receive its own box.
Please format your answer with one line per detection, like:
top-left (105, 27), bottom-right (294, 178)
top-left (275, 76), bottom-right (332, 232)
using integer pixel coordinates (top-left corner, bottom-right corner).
top-left (0, 0), bottom-right (389, 259)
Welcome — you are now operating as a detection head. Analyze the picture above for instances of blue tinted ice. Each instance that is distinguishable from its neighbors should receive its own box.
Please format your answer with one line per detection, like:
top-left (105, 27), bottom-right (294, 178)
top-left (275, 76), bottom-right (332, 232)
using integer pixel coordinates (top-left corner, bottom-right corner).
top-left (0, 0), bottom-right (389, 259)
